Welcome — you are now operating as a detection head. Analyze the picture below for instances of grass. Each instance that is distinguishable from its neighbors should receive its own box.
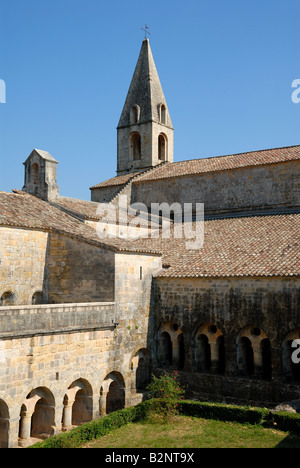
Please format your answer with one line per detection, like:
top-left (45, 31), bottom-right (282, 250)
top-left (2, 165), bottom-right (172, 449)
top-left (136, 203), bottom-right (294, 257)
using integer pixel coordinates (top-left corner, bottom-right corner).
top-left (83, 415), bottom-right (300, 449)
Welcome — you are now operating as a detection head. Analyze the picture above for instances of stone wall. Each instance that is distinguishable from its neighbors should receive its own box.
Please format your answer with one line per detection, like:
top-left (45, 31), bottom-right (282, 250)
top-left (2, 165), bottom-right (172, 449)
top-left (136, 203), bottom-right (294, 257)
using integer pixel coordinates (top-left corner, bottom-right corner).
top-left (47, 233), bottom-right (115, 304)
top-left (0, 227), bottom-right (48, 305)
top-left (0, 294), bottom-right (155, 447)
top-left (152, 276), bottom-right (300, 406)
top-left (90, 184), bottom-right (125, 203)
top-left (0, 320), bottom-right (117, 447)
top-left (0, 247), bottom-right (162, 447)
top-left (132, 161), bottom-right (300, 214)
top-left (113, 252), bottom-right (162, 372)
top-left (0, 227), bottom-right (116, 306)
top-left (0, 302), bottom-right (114, 337)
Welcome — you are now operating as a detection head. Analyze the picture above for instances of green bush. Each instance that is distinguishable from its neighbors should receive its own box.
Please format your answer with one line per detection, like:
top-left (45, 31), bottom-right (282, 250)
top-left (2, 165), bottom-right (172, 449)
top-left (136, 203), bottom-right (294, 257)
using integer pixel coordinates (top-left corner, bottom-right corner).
top-left (178, 400), bottom-right (269, 425)
top-left (271, 411), bottom-right (300, 434)
top-left (146, 371), bottom-right (185, 400)
top-left (146, 371), bottom-right (185, 419)
top-left (29, 402), bottom-right (152, 448)
top-left (29, 398), bottom-right (300, 448)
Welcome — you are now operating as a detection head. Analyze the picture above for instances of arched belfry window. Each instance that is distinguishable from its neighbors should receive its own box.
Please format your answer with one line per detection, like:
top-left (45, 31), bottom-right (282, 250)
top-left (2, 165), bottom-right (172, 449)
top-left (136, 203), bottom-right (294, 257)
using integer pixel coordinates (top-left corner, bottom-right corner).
top-left (158, 133), bottom-right (168, 161)
top-left (161, 104), bottom-right (166, 124)
top-left (158, 103), bottom-right (167, 125)
top-left (31, 163), bottom-right (39, 195)
top-left (32, 163), bottom-right (39, 185)
top-left (130, 105), bottom-right (141, 125)
top-left (130, 132), bottom-right (141, 161)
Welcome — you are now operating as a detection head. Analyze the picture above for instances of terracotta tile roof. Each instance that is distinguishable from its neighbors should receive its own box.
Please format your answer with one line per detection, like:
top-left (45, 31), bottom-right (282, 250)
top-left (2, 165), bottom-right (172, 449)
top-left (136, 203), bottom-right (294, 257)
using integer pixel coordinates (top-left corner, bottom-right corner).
top-left (0, 190), bottom-right (160, 255)
top-left (52, 196), bottom-right (108, 221)
top-left (52, 196), bottom-right (143, 225)
top-left (1, 191), bottom-right (299, 278)
top-left (90, 172), bottom-right (140, 190)
top-left (129, 213), bottom-right (300, 278)
top-left (133, 145), bottom-right (300, 183)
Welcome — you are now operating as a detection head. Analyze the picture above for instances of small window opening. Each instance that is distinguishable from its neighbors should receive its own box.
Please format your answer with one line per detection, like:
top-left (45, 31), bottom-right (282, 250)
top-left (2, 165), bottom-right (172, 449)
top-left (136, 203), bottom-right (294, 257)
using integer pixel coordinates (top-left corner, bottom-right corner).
top-left (158, 134), bottom-right (167, 161)
top-left (132, 107), bottom-right (138, 124)
top-left (0, 291), bottom-right (15, 306)
top-left (130, 105), bottom-right (140, 124)
top-left (32, 291), bottom-right (44, 305)
top-left (32, 163), bottom-right (39, 185)
top-left (131, 133), bottom-right (141, 161)
top-left (161, 104), bottom-right (166, 124)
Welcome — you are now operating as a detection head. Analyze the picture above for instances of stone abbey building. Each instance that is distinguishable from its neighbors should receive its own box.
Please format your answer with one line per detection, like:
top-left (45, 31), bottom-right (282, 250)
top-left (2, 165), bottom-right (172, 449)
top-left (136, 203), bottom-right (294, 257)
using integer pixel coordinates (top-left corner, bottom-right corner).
top-left (0, 39), bottom-right (299, 448)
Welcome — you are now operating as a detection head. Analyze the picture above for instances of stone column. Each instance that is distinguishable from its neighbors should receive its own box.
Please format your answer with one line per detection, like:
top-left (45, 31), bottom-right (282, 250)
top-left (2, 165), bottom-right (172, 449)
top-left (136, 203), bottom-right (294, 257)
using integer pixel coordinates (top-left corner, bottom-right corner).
top-left (172, 339), bottom-right (180, 368)
top-left (62, 400), bottom-right (75, 431)
top-left (131, 366), bottom-right (138, 393)
top-left (99, 391), bottom-right (108, 416)
top-left (19, 410), bottom-right (33, 440)
top-left (210, 342), bottom-right (219, 373)
top-left (253, 345), bottom-right (263, 378)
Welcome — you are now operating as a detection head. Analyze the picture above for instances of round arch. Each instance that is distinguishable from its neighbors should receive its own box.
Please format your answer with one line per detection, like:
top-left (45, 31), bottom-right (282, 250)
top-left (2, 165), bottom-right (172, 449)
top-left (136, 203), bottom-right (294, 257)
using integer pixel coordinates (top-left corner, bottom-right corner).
top-left (193, 323), bottom-right (225, 374)
top-left (0, 290), bottom-right (16, 306)
top-left (236, 326), bottom-right (271, 379)
top-left (157, 322), bottom-right (185, 370)
top-left (131, 348), bottom-right (152, 392)
top-left (130, 132), bottom-right (141, 161)
top-left (100, 372), bottom-right (125, 416)
top-left (19, 387), bottom-right (55, 445)
top-left (158, 133), bottom-right (168, 161)
top-left (62, 378), bottom-right (93, 428)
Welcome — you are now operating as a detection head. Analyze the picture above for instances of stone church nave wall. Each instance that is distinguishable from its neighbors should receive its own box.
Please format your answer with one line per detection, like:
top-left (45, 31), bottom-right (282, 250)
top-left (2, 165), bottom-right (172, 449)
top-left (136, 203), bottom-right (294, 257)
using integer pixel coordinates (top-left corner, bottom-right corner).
top-left (132, 161), bottom-right (300, 215)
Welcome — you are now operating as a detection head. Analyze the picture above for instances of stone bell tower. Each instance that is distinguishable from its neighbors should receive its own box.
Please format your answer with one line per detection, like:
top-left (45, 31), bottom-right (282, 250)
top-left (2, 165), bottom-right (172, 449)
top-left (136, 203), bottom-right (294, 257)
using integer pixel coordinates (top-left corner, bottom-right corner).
top-left (117, 39), bottom-right (174, 175)
top-left (23, 149), bottom-right (59, 201)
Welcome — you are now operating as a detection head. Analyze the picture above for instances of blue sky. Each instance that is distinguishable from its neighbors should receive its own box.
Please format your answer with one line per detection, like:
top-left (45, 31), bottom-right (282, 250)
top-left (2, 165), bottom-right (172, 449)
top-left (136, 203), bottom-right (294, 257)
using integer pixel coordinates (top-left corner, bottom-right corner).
top-left (0, 0), bottom-right (299, 200)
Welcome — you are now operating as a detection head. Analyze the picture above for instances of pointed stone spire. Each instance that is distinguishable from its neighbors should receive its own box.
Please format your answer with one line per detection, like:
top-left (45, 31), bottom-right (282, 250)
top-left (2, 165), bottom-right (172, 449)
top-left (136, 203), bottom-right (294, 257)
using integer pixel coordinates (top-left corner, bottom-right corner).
top-left (118, 39), bottom-right (173, 129)
top-left (117, 40), bottom-right (174, 175)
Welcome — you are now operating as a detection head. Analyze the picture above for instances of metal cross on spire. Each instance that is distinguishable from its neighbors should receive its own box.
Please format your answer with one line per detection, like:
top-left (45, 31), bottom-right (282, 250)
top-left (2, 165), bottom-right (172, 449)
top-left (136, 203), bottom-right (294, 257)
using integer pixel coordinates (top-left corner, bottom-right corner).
top-left (141, 24), bottom-right (150, 40)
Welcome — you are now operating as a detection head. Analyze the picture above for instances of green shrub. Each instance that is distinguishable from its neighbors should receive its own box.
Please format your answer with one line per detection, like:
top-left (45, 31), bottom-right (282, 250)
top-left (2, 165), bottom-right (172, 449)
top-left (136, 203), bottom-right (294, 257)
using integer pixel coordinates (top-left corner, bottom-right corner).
top-left (146, 371), bottom-right (185, 419)
top-left (271, 411), bottom-right (300, 434)
top-left (29, 403), bottom-right (152, 449)
top-left (30, 398), bottom-right (300, 448)
top-left (178, 400), bottom-right (269, 425)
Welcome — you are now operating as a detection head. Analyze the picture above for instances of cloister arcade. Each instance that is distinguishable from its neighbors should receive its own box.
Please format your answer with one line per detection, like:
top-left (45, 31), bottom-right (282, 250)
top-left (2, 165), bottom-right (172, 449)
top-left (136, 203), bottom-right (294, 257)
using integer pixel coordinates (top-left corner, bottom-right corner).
top-left (0, 347), bottom-right (152, 448)
top-left (157, 322), bottom-right (300, 384)
top-left (1, 326), bottom-right (300, 447)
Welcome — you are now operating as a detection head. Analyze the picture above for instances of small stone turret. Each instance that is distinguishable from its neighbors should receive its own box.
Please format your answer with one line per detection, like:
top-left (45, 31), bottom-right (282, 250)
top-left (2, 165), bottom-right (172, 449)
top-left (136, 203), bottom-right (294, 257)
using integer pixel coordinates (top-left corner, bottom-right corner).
top-left (22, 149), bottom-right (59, 201)
top-left (117, 39), bottom-right (174, 175)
